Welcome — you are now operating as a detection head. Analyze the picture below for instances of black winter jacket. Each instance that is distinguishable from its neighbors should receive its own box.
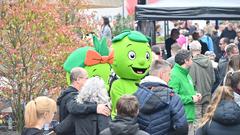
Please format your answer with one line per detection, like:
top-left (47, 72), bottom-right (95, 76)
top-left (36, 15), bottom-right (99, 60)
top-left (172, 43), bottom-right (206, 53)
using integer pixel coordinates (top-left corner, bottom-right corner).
top-left (57, 86), bottom-right (97, 135)
top-left (196, 100), bottom-right (240, 135)
top-left (220, 28), bottom-right (237, 40)
top-left (21, 128), bottom-right (43, 135)
top-left (135, 82), bottom-right (188, 135)
top-left (100, 116), bottom-right (149, 135)
top-left (55, 110), bottom-right (110, 135)
top-left (165, 38), bottom-right (176, 58)
top-left (57, 86), bottom-right (78, 122)
top-left (199, 40), bottom-right (209, 54)
top-left (217, 56), bottom-right (228, 86)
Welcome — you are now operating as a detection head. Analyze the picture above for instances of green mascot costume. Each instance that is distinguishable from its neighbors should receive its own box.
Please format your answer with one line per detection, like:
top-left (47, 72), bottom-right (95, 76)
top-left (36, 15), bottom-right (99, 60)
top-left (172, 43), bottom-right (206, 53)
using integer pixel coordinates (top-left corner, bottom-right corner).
top-left (110, 31), bottom-right (152, 118)
top-left (63, 36), bottom-right (113, 89)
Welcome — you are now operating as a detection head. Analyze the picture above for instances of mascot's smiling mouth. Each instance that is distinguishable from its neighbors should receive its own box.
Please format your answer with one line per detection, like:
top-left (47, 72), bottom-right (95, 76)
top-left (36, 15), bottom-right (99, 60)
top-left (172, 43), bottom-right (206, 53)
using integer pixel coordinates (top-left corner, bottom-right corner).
top-left (131, 67), bottom-right (147, 74)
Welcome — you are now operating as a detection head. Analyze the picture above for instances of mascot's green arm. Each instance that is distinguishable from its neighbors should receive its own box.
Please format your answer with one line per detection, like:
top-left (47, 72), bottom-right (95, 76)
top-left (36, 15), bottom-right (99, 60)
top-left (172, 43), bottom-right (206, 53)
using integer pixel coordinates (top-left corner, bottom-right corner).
top-left (110, 79), bottom-right (138, 119)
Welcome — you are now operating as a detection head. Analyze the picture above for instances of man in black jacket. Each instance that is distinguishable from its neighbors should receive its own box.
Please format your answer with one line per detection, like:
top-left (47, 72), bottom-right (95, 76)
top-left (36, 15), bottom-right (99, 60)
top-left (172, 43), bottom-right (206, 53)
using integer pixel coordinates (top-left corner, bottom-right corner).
top-left (220, 23), bottom-right (237, 42)
top-left (57, 67), bottom-right (110, 135)
top-left (218, 42), bottom-right (239, 86)
top-left (57, 67), bottom-right (88, 122)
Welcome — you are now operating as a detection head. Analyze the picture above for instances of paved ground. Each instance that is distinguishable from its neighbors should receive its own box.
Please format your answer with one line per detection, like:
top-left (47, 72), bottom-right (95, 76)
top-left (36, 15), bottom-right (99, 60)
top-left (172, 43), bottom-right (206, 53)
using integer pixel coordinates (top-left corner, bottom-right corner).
top-left (0, 131), bottom-right (19, 135)
top-left (0, 131), bottom-right (57, 135)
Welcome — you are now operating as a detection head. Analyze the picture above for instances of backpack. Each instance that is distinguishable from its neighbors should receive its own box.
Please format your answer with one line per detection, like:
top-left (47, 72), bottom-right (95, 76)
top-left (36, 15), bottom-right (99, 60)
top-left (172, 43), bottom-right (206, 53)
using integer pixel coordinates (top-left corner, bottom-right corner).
top-left (108, 72), bottom-right (118, 95)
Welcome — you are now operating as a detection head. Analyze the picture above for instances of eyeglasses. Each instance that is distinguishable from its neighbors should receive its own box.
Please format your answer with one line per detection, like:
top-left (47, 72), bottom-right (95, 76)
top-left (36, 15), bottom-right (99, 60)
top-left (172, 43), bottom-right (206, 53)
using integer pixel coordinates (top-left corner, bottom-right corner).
top-left (79, 77), bottom-right (88, 80)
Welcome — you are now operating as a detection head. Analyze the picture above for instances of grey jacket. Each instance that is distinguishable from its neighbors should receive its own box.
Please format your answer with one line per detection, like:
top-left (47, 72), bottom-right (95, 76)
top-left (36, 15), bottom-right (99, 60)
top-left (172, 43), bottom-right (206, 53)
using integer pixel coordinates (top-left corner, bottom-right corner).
top-left (189, 54), bottom-right (215, 104)
top-left (234, 92), bottom-right (240, 106)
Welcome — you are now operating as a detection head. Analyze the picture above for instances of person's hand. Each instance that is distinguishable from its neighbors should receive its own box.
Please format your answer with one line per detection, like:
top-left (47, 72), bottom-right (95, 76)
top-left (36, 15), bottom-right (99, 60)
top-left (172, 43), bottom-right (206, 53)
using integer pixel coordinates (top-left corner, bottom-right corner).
top-left (192, 95), bottom-right (199, 103)
top-left (97, 104), bottom-right (110, 116)
top-left (196, 93), bottom-right (202, 103)
top-left (50, 120), bottom-right (59, 129)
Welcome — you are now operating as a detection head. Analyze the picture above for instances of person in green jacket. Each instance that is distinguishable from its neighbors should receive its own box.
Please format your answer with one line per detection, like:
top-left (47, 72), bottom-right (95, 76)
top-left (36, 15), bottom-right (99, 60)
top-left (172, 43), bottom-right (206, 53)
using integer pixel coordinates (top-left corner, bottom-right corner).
top-left (168, 49), bottom-right (202, 135)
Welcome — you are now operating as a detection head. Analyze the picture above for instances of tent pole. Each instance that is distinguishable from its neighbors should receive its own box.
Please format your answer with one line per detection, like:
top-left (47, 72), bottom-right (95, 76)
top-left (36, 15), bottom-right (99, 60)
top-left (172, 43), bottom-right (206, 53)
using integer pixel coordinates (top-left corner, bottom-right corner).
top-left (164, 21), bottom-right (167, 41)
top-left (136, 0), bottom-right (147, 32)
top-left (215, 20), bottom-right (219, 30)
top-left (167, 21), bottom-right (170, 38)
top-left (152, 21), bottom-right (156, 45)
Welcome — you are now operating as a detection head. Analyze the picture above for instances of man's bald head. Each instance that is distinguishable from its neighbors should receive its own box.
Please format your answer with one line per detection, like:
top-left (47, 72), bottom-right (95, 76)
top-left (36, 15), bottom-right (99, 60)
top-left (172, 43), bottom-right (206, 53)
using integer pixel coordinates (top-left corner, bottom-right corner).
top-left (70, 67), bottom-right (88, 83)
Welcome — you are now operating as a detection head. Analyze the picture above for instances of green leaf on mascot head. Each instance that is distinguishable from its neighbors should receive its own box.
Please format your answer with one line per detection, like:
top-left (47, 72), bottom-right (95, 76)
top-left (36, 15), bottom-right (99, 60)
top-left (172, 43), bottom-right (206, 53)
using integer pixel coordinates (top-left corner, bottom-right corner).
top-left (111, 30), bottom-right (152, 80)
top-left (63, 46), bottom-right (94, 73)
top-left (112, 32), bottom-right (129, 43)
top-left (85, 37), bottom-right (111, 89)
top-left (93, 36), bottom-right (101, 53)
top-left (93, 36), bottom-right (109, 56)
top-left (112, 30), bottom-right (149, 43)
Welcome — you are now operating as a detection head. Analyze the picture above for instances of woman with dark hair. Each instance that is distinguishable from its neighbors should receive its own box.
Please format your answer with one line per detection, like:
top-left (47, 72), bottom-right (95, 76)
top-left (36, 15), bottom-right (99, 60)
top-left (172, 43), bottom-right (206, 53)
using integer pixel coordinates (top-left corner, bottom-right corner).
top-left (224, 70), bottom-right (240, 106)
top-left (100, 17), bottom-right (112, 41)
top-left (196, 86), bottom-right (240, 135)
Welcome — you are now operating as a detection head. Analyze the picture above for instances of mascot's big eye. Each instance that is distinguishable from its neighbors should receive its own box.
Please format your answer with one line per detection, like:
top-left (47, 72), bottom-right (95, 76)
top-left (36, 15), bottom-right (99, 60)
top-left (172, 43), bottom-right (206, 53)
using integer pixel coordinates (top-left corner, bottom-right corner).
top-left (146, 52), bottom-right (150, 60)
top-left (128, 51), bottom-right (136, 60)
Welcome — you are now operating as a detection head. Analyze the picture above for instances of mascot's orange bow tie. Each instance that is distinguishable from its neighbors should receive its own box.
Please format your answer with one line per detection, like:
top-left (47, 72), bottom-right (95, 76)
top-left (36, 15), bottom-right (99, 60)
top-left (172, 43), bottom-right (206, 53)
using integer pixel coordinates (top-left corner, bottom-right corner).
top-left (84, 50), bottom-right (114, 66)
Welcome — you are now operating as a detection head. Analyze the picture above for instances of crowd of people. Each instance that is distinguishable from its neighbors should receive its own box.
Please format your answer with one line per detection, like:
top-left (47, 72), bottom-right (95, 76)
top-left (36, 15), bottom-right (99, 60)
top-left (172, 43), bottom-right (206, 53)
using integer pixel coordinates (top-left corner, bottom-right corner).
top-left (20, 21), bottom-right (240, 135)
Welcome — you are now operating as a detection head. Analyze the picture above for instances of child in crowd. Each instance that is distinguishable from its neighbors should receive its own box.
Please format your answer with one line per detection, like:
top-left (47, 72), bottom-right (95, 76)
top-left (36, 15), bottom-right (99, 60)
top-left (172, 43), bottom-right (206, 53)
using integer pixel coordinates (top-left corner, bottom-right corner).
top-left (100, 95), bottom-right (149, 135)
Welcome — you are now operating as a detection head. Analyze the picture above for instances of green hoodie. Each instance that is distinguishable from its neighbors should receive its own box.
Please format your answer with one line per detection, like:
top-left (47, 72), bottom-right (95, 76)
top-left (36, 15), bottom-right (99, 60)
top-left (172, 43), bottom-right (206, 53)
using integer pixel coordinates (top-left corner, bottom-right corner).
top-left (168, 64), bottom-right (196, 123)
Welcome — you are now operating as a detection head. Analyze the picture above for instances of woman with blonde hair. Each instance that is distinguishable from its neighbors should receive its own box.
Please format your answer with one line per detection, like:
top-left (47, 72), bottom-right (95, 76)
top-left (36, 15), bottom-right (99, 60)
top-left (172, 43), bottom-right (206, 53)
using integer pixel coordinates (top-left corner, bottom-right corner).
top-left (196, 86), bottom-right (240, 135)
top-left (21, 96), bottom-right (57, 135)
top-left (227, 55), bottom-right (240, 72)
